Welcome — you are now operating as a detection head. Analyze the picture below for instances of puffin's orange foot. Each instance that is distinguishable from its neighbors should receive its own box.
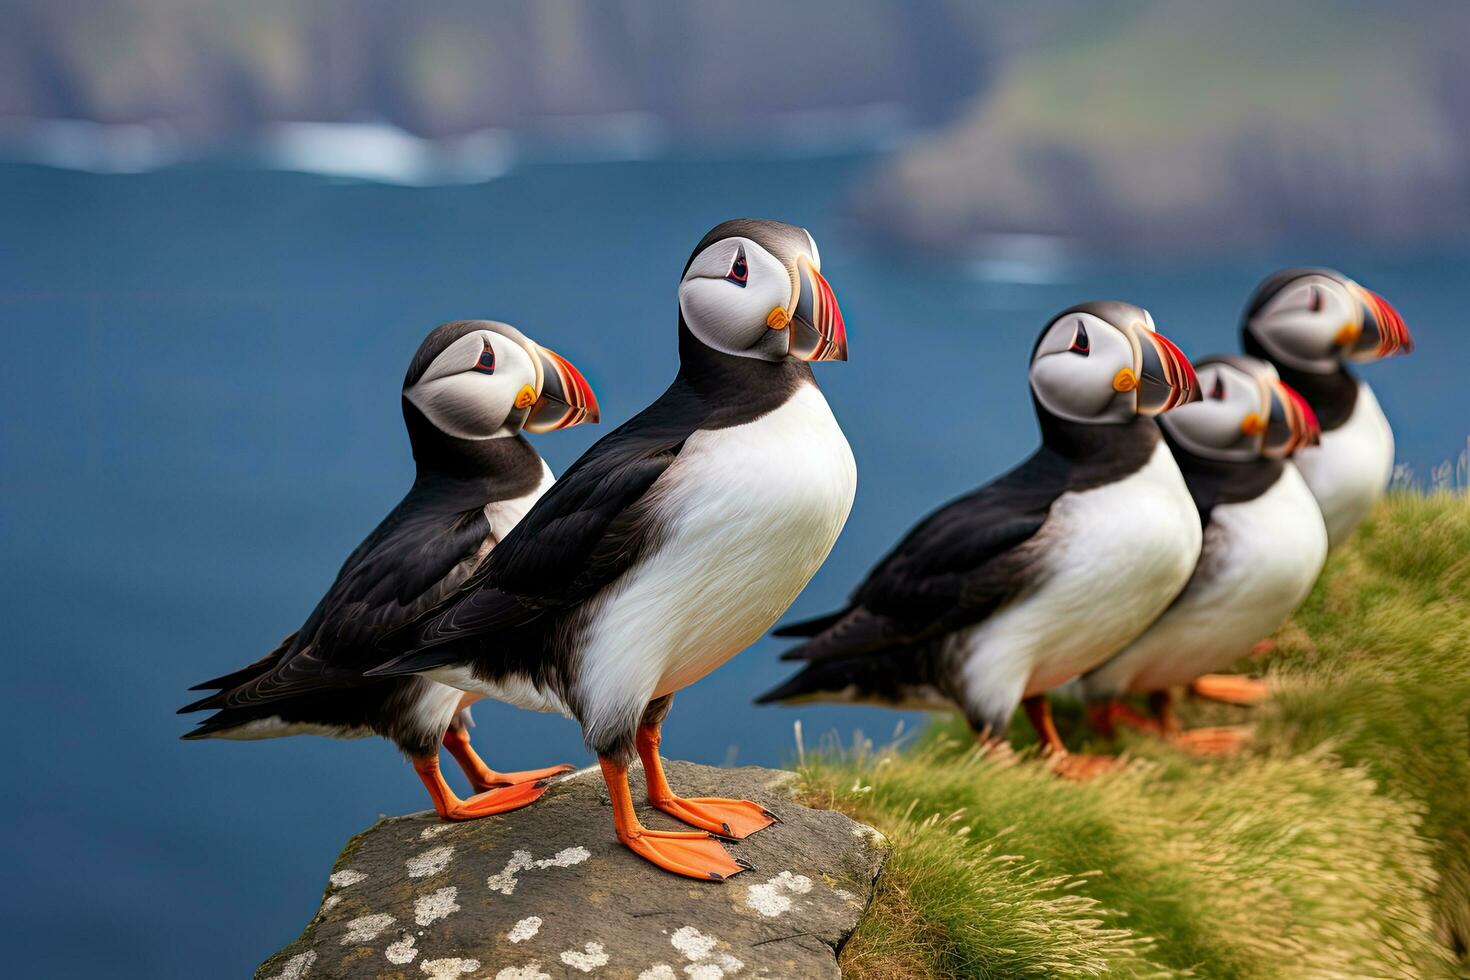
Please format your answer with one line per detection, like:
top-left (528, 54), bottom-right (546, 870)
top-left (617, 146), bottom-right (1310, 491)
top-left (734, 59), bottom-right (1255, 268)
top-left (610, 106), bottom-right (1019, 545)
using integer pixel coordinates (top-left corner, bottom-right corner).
top-left (1099, 705), bottom-right (1164, 734)
top-left (619, 828), bottom-right (751, 881)
top-left (1047, 752), bottom-right (1120, 781)
top-left (1191, 674), bottom-right (1271, 706)
top-left (470, 763), bottom-right (575, 793)
top-left (1170, 725), bottom-right (1253, 756)
top-left (439, 779), bottom-right (550, 821)
top-left (651, 796), bottom-right (776, 840)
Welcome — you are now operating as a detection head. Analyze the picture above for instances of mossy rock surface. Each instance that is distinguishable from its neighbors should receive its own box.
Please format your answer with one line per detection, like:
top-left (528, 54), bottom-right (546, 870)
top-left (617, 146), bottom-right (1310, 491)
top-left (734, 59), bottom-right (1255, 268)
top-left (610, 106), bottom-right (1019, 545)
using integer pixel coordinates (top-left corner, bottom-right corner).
top-left (258, 760), bottom-right (886, 979)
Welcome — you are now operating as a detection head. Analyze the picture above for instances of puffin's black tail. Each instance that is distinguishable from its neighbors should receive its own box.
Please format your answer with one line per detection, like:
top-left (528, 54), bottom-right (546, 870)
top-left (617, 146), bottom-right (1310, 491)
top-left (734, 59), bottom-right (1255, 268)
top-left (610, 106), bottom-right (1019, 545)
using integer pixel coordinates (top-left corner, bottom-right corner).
top-left (179, 710), bottom-right (260, 740)
top-left (179, 632), bottom-right (298, 712)
top-left (755, 660), bottom-right (853, 705)
top-left (771, 608), bottom-right (848, 638)
top-left (186, 661), bottom-right (272, 693)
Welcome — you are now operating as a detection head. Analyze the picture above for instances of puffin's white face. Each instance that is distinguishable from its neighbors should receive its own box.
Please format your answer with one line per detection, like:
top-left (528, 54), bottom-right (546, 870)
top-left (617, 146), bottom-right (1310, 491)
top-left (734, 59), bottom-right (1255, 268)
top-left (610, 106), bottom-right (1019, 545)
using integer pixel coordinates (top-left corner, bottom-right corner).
top-left (1246, 270), bottom-right (1412, 373)
top-left (405, 328), bottom-right (540, 439)
top-left (405, 325), bottom-right (598, 439)
top-left (1162, 358), bottom-right (1320, 461)
top-left (678, 229), bottom-right (846, 362)
top-left (1029, 305), bottom-right (1199, 424)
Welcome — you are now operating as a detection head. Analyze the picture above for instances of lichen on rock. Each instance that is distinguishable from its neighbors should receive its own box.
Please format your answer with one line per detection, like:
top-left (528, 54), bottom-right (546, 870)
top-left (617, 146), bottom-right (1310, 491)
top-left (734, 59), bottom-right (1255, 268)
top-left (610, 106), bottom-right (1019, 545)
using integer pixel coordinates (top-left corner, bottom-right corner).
top-left (255, 760), bottom-right (885, 979)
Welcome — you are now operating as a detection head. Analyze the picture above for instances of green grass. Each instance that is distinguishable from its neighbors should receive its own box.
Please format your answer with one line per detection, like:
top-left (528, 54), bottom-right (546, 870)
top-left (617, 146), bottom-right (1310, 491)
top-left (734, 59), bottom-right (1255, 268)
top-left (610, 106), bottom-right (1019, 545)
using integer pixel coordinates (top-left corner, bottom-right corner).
top-left (1260, 491), bottom-right (1470, 961)
top-left (795, 492), bottom-right (1469, 978)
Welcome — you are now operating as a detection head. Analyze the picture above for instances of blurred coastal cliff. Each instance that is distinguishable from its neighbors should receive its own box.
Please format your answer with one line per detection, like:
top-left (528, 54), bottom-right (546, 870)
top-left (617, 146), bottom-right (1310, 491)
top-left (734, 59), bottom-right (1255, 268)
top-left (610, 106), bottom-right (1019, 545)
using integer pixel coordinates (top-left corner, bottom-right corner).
top-left (6, 0), bottom-right (1469, 255)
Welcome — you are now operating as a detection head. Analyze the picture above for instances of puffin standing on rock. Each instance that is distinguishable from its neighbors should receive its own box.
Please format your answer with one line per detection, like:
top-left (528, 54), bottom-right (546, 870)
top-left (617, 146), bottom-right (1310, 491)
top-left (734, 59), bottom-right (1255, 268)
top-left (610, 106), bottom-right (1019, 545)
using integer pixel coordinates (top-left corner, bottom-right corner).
top-left (1077, 356), bottom-right (1327, 750)
top-left (179, 320), bottom-right (599, 819)
top-left (759, 302), bottom-right (1201, 779)
top-left (1241, 269), bottom-right (1412, 549)
top-left (349, 220), bottom-right (854, 881)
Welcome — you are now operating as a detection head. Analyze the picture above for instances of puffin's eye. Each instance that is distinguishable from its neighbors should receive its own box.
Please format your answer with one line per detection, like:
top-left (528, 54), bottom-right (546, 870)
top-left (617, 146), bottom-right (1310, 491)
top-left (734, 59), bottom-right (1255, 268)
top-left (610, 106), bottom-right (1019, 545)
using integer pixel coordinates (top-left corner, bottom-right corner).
top-left (725, 246), bottom-right (749, 287)
top-left (1068, 323), bottom-right (1089, 355)
top-left (1307, 285), bottom-right (1323, 313)
top-left (472, 342), bottom-right (495, 374)
top-left (1209, 375), bottom-right (1225, 400)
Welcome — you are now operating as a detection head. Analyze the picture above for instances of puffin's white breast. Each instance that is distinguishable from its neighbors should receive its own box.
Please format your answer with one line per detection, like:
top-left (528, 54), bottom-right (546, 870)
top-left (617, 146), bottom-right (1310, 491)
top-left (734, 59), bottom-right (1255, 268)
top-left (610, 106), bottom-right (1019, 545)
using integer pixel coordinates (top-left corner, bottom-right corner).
top-left (575, 382), bottom-right (856, 745)
top-left (1294, 381), bottom-right (1393, 549)
top-left (484, 460), bottom-right (556, 542)
top-left (1083, 462), bottom-right (1327, 697)
top-left (954, 438), bottom-right (1201, 724)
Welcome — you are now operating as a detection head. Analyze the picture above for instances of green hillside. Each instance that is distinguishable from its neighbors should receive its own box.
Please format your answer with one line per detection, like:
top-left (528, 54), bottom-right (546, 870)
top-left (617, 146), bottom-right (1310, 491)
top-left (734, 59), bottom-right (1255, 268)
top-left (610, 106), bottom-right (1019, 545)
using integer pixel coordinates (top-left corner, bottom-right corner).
top-left (855, 1), bottom-right (1470, 253)
top-left (797, 492), bottom-right (1470, 977)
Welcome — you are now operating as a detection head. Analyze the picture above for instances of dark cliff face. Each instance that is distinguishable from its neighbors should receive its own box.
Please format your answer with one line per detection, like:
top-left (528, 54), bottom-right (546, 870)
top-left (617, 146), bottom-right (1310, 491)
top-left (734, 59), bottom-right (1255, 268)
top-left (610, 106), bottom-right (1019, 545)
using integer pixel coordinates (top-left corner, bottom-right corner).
top-left (4, 0), bottom-right (1468, 253)
top-left (0, 1), bottom-right (983, 138)
top-left (846, 1), bottom-right (1470, 256)
top-left (256, 760), bottom-right (886, 980)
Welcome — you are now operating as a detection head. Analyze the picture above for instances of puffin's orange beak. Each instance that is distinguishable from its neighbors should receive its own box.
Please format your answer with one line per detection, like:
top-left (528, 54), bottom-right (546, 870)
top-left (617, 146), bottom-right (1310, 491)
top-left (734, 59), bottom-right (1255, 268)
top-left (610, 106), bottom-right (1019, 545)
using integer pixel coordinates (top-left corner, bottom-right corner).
top-left (525, 347), bottom-right (600, 433)
top-left (1261, 379), bottom-right (1320, 457)
top-left (1134, 328), bottom-right (1199, 415)
top-left (787, 256), bottom-right (847, 362)
top-left (1346, 285), bottom-right (1413, 362)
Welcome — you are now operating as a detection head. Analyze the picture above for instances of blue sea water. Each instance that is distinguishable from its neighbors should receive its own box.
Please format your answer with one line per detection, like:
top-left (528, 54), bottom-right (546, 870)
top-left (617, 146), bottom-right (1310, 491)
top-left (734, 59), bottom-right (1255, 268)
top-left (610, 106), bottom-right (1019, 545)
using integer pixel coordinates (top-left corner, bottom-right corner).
top-left (0, 154), bottom-right (1464, 976)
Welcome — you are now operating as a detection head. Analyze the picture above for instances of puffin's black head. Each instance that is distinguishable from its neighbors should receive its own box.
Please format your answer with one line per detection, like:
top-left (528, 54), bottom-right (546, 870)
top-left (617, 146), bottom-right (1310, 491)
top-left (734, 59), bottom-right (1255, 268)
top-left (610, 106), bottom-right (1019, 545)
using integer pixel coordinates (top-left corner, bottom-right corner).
top-left (402, 320), bottom-right (598, 470)
top-left (1162, 355), bottom-right (1320, 462)
top-left (1242, 268), bottom-right (1412, 375)
top-left (677, 218), bottom-right (847, 363)
top-left (1029, 301), bottom-right (1199, 426)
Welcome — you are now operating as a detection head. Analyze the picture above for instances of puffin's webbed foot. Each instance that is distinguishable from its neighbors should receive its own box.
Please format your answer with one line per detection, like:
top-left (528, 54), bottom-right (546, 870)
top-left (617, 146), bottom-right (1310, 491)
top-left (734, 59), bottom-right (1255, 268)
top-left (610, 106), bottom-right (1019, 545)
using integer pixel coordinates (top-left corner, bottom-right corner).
top-left (1087, 699), bottom-right (1166, 738)
top-left (413, 755), bottom-right (552, 821)
top-left (1190, 674), bottom-right (1271, 706)
top-left (1025, 693), bottom-right (1121, 781)
top-left (600, 756), bottom-right (748, 881)
top-left (1169, 724), bottom-right (1254, 756)
top-left (1046, 751), bottom-right (1122, 781)
top-left (636, 722), bottom-right (774, 840)
top-left (439, 780), bottom-right (552, 820)
top-left (619, 826), bottom-right (750, 880)
top-left (467, 763), bottom-right (575, 793)
top-left (441, 725), bottom-right (574, 793)
top-left (649, 796), bottom-right (777, 841)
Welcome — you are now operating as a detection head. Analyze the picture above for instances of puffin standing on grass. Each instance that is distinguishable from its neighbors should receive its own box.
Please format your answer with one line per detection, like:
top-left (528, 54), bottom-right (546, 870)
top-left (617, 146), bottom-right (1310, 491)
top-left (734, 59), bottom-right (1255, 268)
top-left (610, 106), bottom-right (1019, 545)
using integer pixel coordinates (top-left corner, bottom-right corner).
top-left (324, 219), bottom-right (851, 881)
top-left (1241, 269), bottom-right (1412, 549)
top-left (759, 302), bottom-right (1200, 778)
top-left (179, 320), bottom-right (599, 819)
top-left (1077, 356), bottom-right (1326, 752)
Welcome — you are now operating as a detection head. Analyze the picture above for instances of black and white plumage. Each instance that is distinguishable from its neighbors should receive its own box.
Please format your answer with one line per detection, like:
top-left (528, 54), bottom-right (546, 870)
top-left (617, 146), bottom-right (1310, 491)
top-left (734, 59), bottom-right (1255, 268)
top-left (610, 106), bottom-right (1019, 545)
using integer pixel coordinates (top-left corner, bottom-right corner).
top-left (280, 220), bottom-right (852, 877)
top-left (758, 302), bottom-right (1203, 749)
top-left (179, 320), bottom-right (598, 775)
top-left (183, 221), bottom-right (851, 876)
top-left (1078, 356), bottom-right (1326, 709)
top-left (1241, 268), bottom-right (1412, 548)
top-left (350, 221), bottom-right (854, 763)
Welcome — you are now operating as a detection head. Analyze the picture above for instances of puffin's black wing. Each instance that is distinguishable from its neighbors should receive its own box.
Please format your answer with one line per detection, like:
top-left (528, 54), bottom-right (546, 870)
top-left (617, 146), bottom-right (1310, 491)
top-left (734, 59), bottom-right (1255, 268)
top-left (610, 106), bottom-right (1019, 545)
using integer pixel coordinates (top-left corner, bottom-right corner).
top-left (364, 387), bottom-right (706, 677)
top-left (178, 493), bottom-right (494, 715)
top-left (776, 450), bottom-right (1066, 665)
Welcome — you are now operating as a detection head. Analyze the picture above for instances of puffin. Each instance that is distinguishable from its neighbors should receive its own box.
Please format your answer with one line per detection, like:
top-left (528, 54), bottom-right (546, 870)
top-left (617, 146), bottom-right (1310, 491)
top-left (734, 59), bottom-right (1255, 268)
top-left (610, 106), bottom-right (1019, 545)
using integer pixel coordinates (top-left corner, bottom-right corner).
top-left (758, 302), bottom-right (1201, 778)
top-left (179, 320), bottom-right (599, 820)
top-left (1241, 269), bottom-right (1412, 549)
top-left (1076, 355), bottom-right (1327, 751)
top-left (212, 219), bottom-right (855, 882)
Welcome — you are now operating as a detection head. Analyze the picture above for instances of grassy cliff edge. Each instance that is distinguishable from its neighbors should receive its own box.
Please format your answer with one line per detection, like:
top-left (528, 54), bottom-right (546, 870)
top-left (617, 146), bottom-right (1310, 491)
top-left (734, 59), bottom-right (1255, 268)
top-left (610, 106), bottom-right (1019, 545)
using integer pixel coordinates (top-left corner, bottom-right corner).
top-left (795, 492), bottom-right (1469, 978)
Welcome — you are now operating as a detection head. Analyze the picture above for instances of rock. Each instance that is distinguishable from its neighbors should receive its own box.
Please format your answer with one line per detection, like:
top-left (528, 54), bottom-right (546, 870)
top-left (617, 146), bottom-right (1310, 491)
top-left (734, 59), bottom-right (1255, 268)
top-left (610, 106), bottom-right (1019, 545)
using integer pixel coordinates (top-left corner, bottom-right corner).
top-left (257, 761), bottom-right (887, 980)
